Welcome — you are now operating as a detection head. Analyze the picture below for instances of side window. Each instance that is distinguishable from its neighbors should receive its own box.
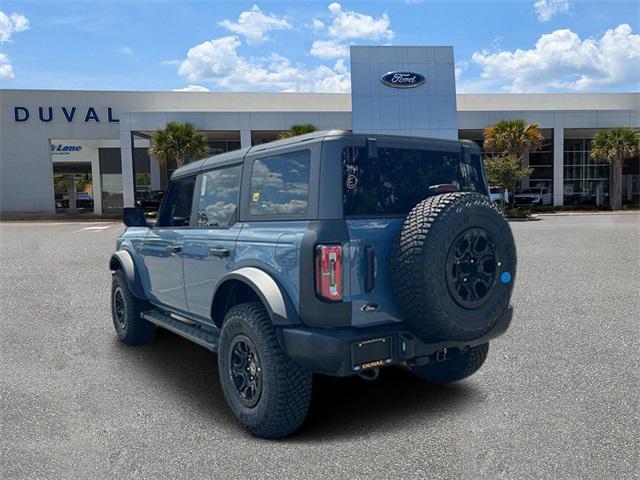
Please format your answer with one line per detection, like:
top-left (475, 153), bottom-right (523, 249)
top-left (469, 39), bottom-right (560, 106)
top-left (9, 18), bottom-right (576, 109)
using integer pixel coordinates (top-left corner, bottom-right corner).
top-left (196, 165), bottom-right (242, 227)
top-left (249, 150), bottom-right (310, 216)
top-left (156, 176), bottom-right (196, 227)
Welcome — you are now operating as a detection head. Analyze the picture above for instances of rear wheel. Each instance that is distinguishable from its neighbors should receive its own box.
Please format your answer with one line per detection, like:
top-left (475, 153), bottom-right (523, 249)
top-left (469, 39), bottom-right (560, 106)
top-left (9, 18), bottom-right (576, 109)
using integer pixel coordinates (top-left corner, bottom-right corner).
top-left (111, 270), bottom-right (155, 346)
top-left (218, 302), bottom-right (312, 439)
top-left (411, 343), bottom-right (489, 384)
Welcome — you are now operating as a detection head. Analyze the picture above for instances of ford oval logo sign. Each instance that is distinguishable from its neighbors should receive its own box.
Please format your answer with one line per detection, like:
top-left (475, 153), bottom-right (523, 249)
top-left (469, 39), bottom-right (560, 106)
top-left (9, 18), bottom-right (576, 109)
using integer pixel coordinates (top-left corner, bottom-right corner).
top-left (381, 71), bottom-right (425, 89)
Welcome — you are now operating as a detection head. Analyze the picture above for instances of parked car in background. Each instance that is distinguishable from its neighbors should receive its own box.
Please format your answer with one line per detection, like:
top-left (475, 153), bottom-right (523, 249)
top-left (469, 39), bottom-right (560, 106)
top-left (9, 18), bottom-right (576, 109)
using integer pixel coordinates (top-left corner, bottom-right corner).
top-left (76, 192), bottom-right (94, 209)
top-left (514, 186), bottom-right (552, 206)
top-left (489, 187), bottom-right (509, 203)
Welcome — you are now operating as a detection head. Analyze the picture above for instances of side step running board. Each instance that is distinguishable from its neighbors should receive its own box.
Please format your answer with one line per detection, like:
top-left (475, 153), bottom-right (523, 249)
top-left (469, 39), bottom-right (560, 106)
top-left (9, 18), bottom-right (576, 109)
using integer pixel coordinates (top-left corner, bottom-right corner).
top-left (141, 309), bottom-right (219, 352)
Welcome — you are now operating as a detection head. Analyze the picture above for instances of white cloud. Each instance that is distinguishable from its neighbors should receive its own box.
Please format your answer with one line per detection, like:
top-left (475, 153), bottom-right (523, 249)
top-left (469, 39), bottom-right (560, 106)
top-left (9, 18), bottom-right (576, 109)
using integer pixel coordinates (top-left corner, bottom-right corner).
top-left (0, 11), bottom-right (29, 43)
top-left (533, 0), bottom-right (570, 22)
top-left (119, 46), bottom-right (133, 56)
top-left (173, 85), bottom-right (210, 92)
top-left (177, 35), bottom-right (350, 92)
top-left (178, 36), bottom-right (243, 82)
top-left (471, 24), bottom-right (640, 92)
top-left (219, 5), bottom-right (291, 45)
top-left (311, 19), bottom-right (325, 32)
top-left (454, 60), bottom-right (468, 81)
top-left (309, 3), bottom-right (393, 59)
top-left (0, 52), bottom-right (14, 79)
top-left (325, 3), bottom-right (393, 41)
top-left (310, 39), bottom-right (349, 60)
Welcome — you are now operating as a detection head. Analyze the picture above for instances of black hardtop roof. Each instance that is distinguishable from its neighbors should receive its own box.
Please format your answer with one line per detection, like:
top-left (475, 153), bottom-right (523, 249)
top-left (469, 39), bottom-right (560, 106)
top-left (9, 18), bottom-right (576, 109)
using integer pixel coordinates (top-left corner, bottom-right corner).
top-left (171, 130), bottom-right (477, 180)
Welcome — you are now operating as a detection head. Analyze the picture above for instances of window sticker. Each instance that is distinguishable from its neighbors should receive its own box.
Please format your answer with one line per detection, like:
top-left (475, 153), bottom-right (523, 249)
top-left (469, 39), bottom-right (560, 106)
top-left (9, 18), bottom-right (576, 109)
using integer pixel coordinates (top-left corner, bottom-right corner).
top-left (252, 192), bottom-right (260, 202)
top-left (200, 175), bottom-right (207, 196)
top-left (346, 174), bottom-right (358, 190)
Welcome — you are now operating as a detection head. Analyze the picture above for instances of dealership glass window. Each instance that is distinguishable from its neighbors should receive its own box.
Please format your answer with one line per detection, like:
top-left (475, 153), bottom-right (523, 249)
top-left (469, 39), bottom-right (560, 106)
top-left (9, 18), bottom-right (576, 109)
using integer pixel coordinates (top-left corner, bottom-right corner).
top-left (458, 129), bottom-right (554, 194)
top-left (195, 165), bottom-right (242, 227)
top-left (52, 162), bottom-right (93, 212)
top-left (136, 173), bottom-right (151, 191)
top-left (527, 132), bottom-right (553, 191)
top-left (249, 150), bottom-right (310, 216)
top-left (622, 154), bottom-right (640, 207)
top-left (101, 174), bottom-right (124, 210)
top-left (563, 138), bottom-right (610, 206)
top-left (99, 148), bottom-right (124, 211)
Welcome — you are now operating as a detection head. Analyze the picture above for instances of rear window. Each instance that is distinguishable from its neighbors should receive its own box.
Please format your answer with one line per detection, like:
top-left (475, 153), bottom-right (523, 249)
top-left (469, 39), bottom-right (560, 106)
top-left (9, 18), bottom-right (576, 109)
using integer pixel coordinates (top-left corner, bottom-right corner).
top-left (342, 146), bottom-right (486, 217)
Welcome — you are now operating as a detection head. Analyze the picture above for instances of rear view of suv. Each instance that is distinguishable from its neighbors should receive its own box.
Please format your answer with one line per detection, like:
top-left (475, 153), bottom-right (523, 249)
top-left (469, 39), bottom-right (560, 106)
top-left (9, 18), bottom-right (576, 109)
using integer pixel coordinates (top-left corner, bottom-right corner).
top-left (110, 131), bottom-right (516, 438)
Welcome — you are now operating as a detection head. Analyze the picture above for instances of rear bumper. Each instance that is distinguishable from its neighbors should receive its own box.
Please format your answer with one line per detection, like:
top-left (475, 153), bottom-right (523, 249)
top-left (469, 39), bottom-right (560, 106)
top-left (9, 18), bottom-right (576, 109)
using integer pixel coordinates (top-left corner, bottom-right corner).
top-left (280, 305), bottom-right (513, 377)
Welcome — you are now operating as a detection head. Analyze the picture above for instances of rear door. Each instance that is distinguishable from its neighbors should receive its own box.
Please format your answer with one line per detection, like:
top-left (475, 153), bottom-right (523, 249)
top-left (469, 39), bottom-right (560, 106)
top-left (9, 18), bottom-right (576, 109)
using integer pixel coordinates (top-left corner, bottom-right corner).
top-left (183, 164), bottom-right (243, 320)
top-left (140, 175), bottom-right (196, 312)
top-left (341, 140), bottom-right (487, 327)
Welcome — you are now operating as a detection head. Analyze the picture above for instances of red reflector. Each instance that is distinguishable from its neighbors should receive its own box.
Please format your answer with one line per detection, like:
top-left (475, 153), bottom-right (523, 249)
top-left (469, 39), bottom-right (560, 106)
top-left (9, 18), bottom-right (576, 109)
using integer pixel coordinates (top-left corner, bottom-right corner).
top-left (315, 244), bottom-right (343, 302)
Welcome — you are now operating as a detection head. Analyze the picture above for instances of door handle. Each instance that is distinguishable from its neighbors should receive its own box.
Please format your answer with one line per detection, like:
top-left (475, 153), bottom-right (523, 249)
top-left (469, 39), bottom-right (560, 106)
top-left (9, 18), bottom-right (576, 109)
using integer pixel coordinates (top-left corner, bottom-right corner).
top-left (209, 247), bottom-right (230, 258)
top-left (167, 244), bottom-right (183, 254)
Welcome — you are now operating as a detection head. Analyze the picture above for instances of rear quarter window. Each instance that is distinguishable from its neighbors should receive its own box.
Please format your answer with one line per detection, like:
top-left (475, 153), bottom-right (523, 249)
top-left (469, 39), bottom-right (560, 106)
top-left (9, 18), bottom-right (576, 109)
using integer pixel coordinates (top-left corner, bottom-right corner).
top-left (249, 150), bottom-right (310, 216)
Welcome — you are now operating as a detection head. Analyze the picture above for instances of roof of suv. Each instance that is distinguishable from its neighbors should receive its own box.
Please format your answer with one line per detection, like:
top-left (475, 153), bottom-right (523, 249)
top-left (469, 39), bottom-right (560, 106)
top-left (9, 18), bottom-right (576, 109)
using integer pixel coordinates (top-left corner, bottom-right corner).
top-left (171, 130), bottom-right (477, 180)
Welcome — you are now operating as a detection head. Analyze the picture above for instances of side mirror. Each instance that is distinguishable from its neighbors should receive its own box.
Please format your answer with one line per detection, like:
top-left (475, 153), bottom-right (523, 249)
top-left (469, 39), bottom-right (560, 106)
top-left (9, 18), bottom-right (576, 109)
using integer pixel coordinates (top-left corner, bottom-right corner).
top-left (123, 207), bottom-right (149, 228)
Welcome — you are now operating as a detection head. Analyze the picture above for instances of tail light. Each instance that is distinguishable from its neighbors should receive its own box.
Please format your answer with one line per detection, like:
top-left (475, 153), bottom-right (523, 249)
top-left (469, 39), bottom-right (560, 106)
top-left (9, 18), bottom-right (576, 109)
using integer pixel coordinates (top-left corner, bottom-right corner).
top-left (315, 244), bottom-right (343, 302)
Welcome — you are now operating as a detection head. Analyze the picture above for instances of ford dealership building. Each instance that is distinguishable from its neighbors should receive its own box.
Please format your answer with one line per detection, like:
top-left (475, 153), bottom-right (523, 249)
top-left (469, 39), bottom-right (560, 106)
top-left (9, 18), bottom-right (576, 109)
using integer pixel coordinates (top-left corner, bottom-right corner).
top-left (1, 46), bottom-right (638, 216)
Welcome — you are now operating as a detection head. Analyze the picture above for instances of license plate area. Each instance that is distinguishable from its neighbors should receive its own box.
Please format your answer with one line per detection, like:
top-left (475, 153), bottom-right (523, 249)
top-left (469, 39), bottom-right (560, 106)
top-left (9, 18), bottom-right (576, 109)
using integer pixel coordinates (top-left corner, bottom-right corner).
top-left (351, 336), bottom-right (393, 371)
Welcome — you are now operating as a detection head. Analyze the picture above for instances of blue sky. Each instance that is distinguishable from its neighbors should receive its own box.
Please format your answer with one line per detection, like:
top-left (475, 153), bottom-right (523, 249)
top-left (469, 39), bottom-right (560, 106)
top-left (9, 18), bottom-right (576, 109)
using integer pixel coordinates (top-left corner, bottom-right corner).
top-left (0, 0), bottom-right (638, 93)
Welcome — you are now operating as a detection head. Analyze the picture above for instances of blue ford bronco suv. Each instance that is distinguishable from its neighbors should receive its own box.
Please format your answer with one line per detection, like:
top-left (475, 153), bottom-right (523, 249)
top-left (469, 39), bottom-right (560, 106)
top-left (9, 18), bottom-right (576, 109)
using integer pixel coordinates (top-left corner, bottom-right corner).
top-left (110, 131), bottom-right (516, 438)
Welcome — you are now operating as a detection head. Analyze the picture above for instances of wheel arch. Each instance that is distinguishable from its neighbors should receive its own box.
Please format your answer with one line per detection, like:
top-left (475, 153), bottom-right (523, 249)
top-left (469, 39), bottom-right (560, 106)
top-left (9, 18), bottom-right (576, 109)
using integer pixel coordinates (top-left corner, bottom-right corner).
top-left (109, 250), bottom-right (145, 299)
top-left (211, 267), bottom-right (299, 328)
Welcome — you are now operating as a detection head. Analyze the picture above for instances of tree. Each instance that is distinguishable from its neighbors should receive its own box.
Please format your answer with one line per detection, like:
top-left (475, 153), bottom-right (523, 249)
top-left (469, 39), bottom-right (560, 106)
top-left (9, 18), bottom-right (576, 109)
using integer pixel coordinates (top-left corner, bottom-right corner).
top-left (278, 124), bottom-right (317, 139)
top-left (590, 127), bottom-right (640, 210)
top-left (483, 119), bottom-right (544, 207)
top-left (484, 155), bottom-right (533, 208)
top-left (148, 122), bottom-right (209, 169)
top-left (483, 119), bottom-right (544, 160)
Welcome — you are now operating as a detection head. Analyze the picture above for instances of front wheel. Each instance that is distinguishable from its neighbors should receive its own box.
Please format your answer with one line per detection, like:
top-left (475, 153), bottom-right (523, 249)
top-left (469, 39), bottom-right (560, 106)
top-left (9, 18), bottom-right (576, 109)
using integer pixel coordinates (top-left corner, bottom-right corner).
top-left (218, 302), bottom-right (312, 439)
top-left (410, 343), bottom-right (489, 384)
top-left (111, 270), bottom-right (155, 346)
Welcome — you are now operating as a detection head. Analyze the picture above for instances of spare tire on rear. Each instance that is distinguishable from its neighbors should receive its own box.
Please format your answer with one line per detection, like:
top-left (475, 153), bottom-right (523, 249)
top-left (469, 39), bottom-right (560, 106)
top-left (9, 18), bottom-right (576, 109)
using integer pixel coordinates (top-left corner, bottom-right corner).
top-left (390, 192), bottom-right (516, 342)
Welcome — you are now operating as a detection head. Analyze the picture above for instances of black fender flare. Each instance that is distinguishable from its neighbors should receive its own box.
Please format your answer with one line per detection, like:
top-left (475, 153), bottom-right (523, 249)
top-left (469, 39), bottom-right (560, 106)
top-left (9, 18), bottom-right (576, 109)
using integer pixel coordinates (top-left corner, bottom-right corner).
top-left (109, 250), bottom-right (145, 299)
top-left (211, 267), bottom-right (298, 326)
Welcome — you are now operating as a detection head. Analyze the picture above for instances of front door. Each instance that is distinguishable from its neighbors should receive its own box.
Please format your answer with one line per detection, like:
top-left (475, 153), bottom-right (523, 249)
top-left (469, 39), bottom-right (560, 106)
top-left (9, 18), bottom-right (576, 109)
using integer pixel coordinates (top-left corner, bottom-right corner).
top-left (53, 162), bottom-right (93, 213)
top-left (140, 175), bottom-right (196, 312)
top-left (183, 165), bottom-right (243, 320)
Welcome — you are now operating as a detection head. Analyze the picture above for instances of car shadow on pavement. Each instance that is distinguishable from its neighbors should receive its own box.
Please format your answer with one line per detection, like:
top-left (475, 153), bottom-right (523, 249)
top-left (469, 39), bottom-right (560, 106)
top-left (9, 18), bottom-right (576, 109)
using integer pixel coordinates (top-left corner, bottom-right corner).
top-left (296, 368), bottom-right (482, 441)
top-left (117, 329), bottom-right (483, 440)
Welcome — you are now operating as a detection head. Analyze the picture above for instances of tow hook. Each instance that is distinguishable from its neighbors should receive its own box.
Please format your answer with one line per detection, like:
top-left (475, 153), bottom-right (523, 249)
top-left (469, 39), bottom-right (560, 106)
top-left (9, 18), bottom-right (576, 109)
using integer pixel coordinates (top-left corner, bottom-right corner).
top-left (436, 348), bottom-right (448, 363)
top-left (357, 368), bottom-right (380, 382)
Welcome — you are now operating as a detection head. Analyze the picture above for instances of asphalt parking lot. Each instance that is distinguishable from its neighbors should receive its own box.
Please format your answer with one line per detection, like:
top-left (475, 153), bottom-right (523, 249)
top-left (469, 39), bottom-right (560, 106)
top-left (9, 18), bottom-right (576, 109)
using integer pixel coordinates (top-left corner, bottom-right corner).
top-left (1, 214), bottom-right (638, 479)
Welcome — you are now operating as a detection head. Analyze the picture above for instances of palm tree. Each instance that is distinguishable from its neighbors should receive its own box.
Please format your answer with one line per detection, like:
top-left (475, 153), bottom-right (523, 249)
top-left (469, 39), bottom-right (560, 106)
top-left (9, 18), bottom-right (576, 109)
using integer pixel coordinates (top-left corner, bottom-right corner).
top-left (483, 119), bottom-right (544, 160)
top-left (278, 124), bottom-right (317, 139)
top-left (148, 122), bottom-right (209, 169)
top-left (483, 119), bottom-right (544, 206)
top-left (590, 127), bottom-right (640, 210)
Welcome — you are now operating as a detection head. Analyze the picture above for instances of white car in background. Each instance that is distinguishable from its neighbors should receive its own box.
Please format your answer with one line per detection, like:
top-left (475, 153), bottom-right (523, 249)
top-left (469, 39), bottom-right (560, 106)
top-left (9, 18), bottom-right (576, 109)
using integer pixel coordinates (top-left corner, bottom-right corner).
top-left (514, 187), bottom-right (552, 206)
top-left (489, 187), bottom-right (509, 203)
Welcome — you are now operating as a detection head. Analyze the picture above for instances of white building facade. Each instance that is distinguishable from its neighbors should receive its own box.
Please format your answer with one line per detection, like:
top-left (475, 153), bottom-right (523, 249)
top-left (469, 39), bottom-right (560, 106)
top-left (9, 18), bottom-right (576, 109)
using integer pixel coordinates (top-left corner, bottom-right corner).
top-left (1, 46), bottom-right (638, 216)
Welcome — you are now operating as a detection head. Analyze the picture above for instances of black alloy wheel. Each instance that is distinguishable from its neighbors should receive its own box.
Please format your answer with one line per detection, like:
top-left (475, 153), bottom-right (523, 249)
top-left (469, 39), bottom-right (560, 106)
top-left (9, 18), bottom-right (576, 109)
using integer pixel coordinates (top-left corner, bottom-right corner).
top-left (112, 286), bottom-right (127, 330)
top-left (228, 335), bottom-right (263, 408)
top-left (445, 227), bottom-right (498, 309)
